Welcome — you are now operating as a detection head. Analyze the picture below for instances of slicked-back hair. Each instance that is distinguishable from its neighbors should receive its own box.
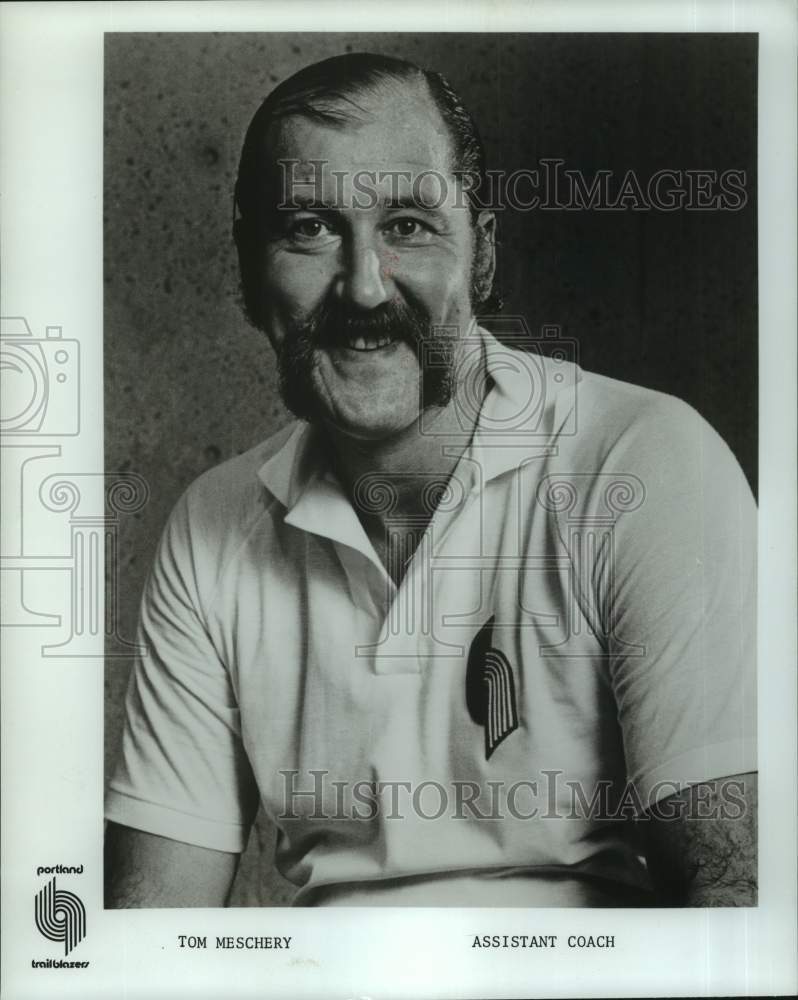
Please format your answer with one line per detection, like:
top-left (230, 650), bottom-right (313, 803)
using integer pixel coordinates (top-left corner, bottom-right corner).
top-left (234, 51), bottom-right (488, 221)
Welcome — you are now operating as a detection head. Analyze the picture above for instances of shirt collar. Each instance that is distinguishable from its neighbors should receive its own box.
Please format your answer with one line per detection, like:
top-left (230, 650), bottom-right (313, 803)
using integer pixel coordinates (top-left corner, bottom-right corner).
top-left (463, 325), bottom-right (581, 486)
top-left (256, 421), bottom-right (319, 511)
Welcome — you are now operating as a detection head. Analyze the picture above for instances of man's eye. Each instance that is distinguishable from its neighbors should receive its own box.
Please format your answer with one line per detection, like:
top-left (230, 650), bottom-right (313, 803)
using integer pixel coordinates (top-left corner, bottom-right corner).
top-left (287, 218), bottom-right (335, 241)
top-left (384, 218), bottom-right (431, 240)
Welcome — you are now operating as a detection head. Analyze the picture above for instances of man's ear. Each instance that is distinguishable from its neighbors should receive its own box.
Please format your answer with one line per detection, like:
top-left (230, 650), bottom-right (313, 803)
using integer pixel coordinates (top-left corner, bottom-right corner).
top-left (232, 217), bottom-right (268, 335)
top-left (472, 210), bottom-right (497, 305)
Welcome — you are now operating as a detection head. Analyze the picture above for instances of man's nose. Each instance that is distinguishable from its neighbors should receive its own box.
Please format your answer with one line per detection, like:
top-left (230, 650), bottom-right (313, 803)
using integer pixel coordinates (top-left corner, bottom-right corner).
top-left (336, 239), bottom-right (393, 310)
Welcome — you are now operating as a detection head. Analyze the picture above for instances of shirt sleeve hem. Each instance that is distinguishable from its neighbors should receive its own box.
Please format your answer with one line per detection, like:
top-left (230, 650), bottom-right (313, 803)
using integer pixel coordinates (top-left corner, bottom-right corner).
top-left (631, 737), bottom-right (757, 808)
top-left (104, 790), bottom-right (250, 854)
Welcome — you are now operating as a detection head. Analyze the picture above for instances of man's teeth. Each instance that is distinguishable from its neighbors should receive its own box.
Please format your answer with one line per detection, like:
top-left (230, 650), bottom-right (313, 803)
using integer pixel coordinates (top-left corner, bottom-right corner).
top-left (347, 334), bottom-right (394, 351)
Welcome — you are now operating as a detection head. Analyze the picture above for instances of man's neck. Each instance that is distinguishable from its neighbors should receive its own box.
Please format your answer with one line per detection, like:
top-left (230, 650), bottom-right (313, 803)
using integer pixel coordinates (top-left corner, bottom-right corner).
top-left (320, 336), bottom-right (490, 584)
top-left (330, 403), bottom-right (472, 510)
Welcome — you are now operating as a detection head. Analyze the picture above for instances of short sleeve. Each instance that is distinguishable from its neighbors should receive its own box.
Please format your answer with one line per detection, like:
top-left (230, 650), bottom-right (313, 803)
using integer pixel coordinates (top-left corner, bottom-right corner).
top-left (105, 488), bottom-right (259, 852)
top-left (601, 398), bottom-right (757, 807)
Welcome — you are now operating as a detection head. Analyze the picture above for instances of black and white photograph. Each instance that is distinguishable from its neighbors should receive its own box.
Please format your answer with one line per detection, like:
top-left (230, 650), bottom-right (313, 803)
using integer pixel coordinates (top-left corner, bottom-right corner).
top-left (103, 31), bottom-right (758, 910)
top-left (1, 3), bottom-right (796, 999)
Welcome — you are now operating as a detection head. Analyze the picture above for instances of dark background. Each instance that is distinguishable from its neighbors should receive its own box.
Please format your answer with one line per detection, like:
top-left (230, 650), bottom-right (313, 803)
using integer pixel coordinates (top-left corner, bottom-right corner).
top-left (104, 32), bottom-right (758, 906)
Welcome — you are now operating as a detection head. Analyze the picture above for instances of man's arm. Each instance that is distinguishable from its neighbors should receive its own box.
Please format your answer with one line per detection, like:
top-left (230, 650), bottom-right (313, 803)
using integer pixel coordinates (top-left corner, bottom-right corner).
top-left (104, 822), bottom-right (240, 908)
top-left (642, 772), bottom-right (757, 906)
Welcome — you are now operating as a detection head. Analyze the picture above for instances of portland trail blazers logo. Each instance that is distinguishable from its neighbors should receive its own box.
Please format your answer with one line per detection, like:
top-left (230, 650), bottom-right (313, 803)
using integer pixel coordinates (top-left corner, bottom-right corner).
top-left (466, 616), bottom-right (519, 759)
top-left (35, 877), bottom-right (86, 956)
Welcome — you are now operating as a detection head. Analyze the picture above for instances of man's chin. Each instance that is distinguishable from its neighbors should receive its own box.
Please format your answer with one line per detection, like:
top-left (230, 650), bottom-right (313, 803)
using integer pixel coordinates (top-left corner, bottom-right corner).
top-left (319, 404), bottom-right (420, 443)
top-left (278, 342), bottom-right (455, 437)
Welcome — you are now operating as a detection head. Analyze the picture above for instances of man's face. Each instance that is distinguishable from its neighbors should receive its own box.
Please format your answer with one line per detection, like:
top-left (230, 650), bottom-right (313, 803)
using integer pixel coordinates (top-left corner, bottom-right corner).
top-left (242, 81), bottom-right (494, 440)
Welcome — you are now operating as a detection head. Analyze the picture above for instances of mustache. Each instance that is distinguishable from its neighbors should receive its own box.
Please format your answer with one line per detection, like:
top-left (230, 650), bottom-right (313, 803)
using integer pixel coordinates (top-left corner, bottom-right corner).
top-left (275, 297), bottom-right (458, 422)
top-left (295, 297), bottom-right (431, 350)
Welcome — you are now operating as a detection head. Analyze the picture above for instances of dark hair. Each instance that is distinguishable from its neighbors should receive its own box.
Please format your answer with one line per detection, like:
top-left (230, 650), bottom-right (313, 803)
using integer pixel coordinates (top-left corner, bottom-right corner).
top-left (234, 51), bottom-right (488, 220)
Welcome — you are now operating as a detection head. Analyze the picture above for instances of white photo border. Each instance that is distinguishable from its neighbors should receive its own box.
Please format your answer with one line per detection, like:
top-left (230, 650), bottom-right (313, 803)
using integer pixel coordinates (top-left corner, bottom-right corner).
top-left (1, 2), bottom-right (796, 998)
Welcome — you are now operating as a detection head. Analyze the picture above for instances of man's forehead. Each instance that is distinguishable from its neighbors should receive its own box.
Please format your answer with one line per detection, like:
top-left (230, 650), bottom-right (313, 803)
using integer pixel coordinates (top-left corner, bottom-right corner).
top-left (266, 80), bottom-right (454, 177)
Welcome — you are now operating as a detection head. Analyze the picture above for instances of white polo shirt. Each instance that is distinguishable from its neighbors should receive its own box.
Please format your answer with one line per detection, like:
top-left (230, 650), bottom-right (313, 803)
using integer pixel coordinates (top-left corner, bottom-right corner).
top-left (105, 329), bottom-right (757, 906)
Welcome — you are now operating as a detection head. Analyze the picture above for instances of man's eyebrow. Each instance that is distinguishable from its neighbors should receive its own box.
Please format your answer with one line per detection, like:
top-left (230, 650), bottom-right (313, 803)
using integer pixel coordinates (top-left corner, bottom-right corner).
top-left (380, 193), bottom-right (446, 213)
top-left (275, 193), bottom-right (336, 212)
top-left (278, 192), bottom-right (447, 214)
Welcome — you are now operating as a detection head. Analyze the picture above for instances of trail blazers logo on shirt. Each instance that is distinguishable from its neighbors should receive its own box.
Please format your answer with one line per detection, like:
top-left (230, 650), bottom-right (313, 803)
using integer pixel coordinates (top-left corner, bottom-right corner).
top-left (466, 616), bottom-right (519, 759)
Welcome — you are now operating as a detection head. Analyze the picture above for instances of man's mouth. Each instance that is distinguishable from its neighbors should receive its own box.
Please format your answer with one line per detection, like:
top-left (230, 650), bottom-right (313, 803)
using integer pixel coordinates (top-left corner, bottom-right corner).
top-left (339, 333), bottom-right (399, 352)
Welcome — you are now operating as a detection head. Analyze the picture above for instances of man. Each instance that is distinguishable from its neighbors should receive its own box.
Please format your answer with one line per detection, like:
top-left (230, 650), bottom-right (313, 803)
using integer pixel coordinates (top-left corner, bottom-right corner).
top-left (105, 53), bottom-right (757, 907)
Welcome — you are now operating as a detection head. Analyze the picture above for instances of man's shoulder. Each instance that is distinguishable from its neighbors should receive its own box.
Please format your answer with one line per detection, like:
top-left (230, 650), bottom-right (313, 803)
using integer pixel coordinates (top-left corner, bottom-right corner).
top-left (564, 367), bottom-right (730, 467)
top-left (177, 421), bottom-right (300, 539)
top-left (577, 366), bottom-right (697, 426)
top-left (548, 366), bottom-right (754, 520)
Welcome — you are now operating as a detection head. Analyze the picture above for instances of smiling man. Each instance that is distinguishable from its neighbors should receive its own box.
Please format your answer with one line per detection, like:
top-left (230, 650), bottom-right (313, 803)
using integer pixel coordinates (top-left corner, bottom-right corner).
top-left (104, 53), bottom-right (757, 908)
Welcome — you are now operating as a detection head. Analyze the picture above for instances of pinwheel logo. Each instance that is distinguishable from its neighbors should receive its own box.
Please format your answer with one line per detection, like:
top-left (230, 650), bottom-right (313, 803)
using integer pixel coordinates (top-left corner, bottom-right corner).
top-left (466, 616), bottom-right (519, 760)
top-left (34, 877), bottom-right (86, 955)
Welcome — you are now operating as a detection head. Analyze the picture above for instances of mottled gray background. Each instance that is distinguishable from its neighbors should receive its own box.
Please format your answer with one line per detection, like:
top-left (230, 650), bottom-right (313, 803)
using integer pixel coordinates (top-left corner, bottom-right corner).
top-left (104, 32), bottom-right (758, 906)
